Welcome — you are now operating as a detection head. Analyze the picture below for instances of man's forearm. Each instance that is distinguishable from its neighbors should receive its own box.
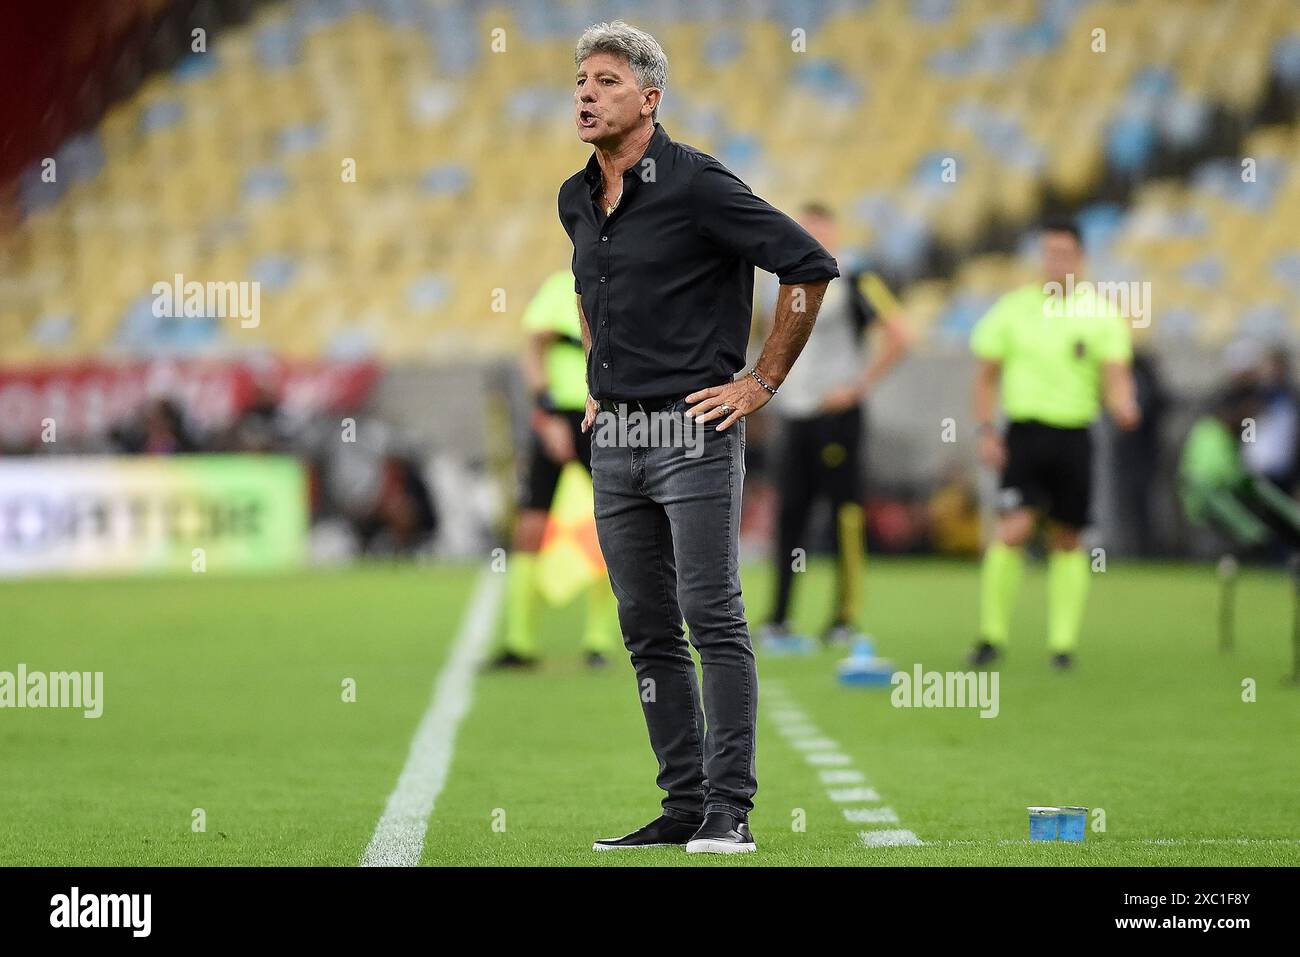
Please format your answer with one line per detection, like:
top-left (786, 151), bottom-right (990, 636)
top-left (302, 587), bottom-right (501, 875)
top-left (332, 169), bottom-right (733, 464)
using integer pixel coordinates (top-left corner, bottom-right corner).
top-left (752, 280), bottom-right (830, 387)
top-left (1103, 362), bottom-right (1136, 418)
top-left (859, 315), bottom-right (913, 393)
top-left (974, 360), bottom-right (1000, 428)
top-left (522, 333), bottom-right (551, 398)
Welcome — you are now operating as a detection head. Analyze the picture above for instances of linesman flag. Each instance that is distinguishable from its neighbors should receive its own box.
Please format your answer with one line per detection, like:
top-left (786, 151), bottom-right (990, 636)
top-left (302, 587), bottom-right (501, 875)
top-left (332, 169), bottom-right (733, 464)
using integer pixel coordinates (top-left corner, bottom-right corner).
top-left (536, 462), bottom-right (607, 606)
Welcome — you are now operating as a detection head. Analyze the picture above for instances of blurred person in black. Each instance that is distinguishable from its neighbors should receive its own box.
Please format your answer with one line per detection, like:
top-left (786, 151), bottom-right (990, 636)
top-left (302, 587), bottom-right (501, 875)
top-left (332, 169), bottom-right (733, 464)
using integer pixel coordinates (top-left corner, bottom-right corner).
top-left (1112, 350), bottom-right (1167, 556)
top-left (755, 202), bottom-right (913, 651)
top-left (356, 454), bottom-right (438, 556)
top-left (111, 397), bottom-right (198, 454)
top-left (1245, 345), bottom-right (1300, 494)
top-left (226, 383), bottom-right (286, 453)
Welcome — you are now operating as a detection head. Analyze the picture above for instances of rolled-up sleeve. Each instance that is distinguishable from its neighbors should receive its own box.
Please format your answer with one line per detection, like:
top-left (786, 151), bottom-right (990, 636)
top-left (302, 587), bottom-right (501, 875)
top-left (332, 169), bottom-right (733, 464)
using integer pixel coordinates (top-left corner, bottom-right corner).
top-left (689, 161), bottom-right (840, 284)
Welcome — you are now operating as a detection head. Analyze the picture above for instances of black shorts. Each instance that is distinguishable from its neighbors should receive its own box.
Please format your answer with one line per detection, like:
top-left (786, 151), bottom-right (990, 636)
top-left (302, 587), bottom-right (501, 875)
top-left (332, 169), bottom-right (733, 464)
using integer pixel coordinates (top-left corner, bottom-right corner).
top-left (777, 405), bottom-right (865, 507)
top-left (997, 420), bottom-right (1092, 529)
top-left (520, 410), bottom-right (592, 511)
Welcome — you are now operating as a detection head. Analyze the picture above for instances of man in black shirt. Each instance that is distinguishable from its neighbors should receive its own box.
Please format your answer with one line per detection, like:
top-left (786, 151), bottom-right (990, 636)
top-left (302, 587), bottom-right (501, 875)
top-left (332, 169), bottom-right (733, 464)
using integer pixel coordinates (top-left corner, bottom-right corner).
top-left (558, 20), bottom-right (839, 855)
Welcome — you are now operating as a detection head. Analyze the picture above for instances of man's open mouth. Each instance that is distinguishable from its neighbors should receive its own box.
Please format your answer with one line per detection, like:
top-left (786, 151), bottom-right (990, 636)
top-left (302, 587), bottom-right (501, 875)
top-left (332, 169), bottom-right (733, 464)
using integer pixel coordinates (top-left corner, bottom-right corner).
top-left (578, 110), bottom-right (597, 128)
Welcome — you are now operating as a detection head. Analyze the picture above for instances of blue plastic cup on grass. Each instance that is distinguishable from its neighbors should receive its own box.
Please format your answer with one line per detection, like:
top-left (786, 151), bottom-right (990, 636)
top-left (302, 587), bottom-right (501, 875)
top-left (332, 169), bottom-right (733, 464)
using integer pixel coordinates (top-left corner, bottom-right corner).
top-left (1028, 806), bottom-right (1060, 841)
top-left (1058, 806), bottom-right (1088, 842)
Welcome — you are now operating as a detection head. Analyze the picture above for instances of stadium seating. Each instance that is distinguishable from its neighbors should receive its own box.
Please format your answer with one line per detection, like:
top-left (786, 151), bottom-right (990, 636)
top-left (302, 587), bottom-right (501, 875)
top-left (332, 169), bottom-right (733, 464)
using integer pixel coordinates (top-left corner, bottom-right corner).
top-left (2, 0), bottom-right (1299, 363)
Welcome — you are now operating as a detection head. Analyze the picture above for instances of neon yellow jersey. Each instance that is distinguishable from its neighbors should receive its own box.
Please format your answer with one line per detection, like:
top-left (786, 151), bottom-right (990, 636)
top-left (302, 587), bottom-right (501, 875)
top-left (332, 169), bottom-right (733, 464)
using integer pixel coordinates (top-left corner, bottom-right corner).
top-left (970, 282), bottom-right (1132, 428)
top-left (522, 271), bottom-right (588, 412)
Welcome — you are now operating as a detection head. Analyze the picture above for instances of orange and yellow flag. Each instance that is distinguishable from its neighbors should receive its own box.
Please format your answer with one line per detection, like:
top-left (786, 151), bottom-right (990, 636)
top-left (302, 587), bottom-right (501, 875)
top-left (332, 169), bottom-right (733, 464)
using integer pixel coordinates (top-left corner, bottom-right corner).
top-left (536, 462), bottom-right (606, 606)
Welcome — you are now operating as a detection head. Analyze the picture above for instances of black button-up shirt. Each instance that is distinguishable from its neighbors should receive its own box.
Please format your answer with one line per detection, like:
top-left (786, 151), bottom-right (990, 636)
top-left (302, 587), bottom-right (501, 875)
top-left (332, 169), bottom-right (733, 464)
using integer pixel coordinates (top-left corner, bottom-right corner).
top-left (558, 123), bottom-right (840, 400)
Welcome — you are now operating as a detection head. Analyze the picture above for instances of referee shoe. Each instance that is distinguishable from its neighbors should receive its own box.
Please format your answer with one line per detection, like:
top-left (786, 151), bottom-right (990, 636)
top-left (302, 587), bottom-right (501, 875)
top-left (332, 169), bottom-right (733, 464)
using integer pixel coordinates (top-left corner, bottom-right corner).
top-left (967, 639), bottom-right (1001, 667)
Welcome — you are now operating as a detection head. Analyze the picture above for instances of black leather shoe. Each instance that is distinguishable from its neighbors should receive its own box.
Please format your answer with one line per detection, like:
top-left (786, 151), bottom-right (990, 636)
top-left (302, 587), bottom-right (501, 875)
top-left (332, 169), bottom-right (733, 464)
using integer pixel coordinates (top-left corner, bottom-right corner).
top-left (592, 814), bottom-right (703, 851)
top-left (685, 811), bottom-right (756, 854)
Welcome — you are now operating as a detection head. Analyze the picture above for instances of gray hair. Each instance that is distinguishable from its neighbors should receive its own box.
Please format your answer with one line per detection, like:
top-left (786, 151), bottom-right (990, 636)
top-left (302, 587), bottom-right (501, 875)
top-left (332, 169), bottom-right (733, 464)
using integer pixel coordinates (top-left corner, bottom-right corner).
top-left (575, 20), bottom-right (667, 121)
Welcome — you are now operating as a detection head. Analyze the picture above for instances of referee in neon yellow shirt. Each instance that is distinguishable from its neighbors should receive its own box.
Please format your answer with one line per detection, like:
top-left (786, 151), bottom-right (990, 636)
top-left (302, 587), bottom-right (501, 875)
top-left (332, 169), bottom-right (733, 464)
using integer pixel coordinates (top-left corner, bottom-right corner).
top-left (968, 219), bottom-right (1140, 669)
top-left (488, 268), bottom-right (618, 669)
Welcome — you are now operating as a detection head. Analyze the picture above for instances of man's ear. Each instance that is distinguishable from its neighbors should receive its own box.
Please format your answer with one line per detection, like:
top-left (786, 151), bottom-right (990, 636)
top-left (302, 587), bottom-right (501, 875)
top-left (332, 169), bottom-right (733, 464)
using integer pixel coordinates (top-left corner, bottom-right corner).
top-left (641, 87), bottom-right (661, 117)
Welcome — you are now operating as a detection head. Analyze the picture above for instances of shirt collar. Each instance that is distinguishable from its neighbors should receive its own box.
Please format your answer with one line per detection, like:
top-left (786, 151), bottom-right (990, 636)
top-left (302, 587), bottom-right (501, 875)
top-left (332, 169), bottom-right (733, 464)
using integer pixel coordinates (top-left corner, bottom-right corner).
top-left (583, 122), bottom-right (671, 190)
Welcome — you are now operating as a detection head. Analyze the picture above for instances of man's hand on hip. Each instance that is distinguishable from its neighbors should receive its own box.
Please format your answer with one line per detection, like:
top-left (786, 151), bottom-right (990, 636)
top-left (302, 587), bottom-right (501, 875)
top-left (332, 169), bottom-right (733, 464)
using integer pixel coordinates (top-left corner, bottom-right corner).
top-left (685, 376), bottom-right (770, 431)
top-left (580, 394), bottom-right (600, 434)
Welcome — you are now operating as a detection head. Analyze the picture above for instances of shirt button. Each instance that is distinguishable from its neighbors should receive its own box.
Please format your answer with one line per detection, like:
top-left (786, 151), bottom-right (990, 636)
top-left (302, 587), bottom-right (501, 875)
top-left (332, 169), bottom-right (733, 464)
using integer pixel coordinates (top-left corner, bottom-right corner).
top-left (601, 362), bottom-right (609, 369)
top-left (599, 276), bottom-right (606, 283)
top-left (601, 235), bottom-right (608, 242)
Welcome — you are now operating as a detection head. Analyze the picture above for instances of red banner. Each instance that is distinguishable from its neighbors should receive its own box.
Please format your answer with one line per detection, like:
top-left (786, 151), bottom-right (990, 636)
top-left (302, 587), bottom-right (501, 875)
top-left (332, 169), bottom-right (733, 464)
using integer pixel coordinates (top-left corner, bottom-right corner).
top-left (0, 358), bottom-right (381, 446)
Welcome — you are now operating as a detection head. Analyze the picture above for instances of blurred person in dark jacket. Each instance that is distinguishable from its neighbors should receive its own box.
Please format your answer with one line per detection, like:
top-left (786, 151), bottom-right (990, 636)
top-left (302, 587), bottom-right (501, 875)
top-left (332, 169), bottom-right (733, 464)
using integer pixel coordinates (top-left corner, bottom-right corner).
top-left (357, 454), bottom-right (438, 556)
top-left (1244, 345), bottom-right (1300, 494)
top-left (1113, 350), bottom-right (1167, 556)
top-left (111, 397), bottom-right (198, 454)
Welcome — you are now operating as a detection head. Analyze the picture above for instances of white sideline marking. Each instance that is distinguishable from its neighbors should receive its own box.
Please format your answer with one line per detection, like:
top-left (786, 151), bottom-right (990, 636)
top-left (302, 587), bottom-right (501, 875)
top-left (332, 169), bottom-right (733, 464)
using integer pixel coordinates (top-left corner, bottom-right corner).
top-left (844, 807), bottom-right (899, 824)
top-left (806, 752), bottom-right (852, 766)
top-left (1142, 838), bottom-right (1300, 846)
top-left (777, 725), bottom-right (820, 739)
top-left (819, 770), bottom-right (865, 784)
top-left (932, 838), bottom-right (1300, 847)
top-left (861, 829), bottom-right (922, 847)
top-left (828, 787), bottom-right (881, 803)
top-left (762, 680), bottom-right (921, 848)
top-left (360, 569), bottom-right (503, 867)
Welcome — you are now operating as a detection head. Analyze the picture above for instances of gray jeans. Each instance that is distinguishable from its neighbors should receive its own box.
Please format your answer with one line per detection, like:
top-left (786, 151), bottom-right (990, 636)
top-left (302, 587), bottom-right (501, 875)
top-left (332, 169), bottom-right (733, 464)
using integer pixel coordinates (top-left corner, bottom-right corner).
top-left (590, 399), bottom-right (757, 821)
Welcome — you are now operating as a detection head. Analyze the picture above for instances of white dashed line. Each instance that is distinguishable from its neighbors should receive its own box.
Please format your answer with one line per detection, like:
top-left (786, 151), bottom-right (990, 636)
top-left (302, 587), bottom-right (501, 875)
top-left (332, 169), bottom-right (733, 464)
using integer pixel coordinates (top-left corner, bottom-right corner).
top-left (764, 680), bottom-right (922, 849)
top-left (827, 787), bottom-right (881, 803)
top-left (860, 829), bottom-right (923, 847)
top-left (844, 807), bottom-right (899, 824)
top-left (819, 770), bottom-right (866, 784)
top-left (805, 752), bottom-right (853, 766)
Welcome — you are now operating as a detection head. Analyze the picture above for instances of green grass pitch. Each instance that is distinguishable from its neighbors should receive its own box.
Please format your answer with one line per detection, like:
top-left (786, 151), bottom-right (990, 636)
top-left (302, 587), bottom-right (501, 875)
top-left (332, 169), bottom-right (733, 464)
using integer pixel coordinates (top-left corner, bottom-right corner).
top-left (2, 558), bottom-right (1297, 866)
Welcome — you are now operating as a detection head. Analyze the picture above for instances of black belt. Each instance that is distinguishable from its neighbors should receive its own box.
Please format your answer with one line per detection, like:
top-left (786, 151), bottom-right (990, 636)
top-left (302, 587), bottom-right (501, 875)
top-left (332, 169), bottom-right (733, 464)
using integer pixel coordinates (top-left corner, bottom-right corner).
top-left (597, 395), bottom-right (682, 414)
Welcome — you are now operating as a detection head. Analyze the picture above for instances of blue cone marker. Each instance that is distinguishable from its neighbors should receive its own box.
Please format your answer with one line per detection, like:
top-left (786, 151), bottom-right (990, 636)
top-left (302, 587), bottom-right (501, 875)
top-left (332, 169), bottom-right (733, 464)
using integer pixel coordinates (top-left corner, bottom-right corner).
top-left (837, 636), bottom-right (895, 687)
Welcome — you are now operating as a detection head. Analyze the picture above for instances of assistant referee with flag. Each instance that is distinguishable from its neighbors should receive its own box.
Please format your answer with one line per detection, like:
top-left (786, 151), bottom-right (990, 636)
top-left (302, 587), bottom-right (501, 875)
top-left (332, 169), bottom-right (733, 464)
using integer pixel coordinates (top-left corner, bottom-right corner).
top-left (968, 219), bottom-right (1140, 669)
